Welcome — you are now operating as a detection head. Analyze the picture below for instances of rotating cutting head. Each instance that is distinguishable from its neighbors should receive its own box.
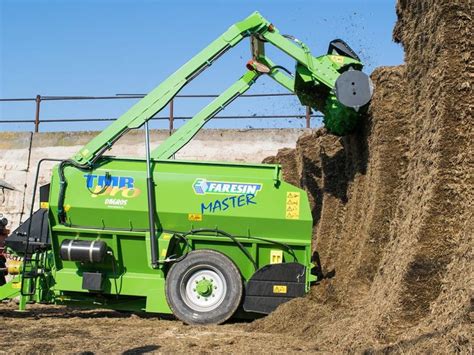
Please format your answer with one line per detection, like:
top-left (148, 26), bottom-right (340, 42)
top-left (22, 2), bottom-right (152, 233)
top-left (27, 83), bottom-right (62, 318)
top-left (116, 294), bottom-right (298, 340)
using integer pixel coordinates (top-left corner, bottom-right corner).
top-left (334, 70), bottom-right (373, 110)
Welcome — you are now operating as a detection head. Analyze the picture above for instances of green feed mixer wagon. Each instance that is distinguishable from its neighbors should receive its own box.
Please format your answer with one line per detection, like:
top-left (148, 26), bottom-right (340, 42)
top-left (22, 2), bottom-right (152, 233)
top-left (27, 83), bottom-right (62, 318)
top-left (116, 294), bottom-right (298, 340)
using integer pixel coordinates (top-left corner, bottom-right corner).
top-left (0, 12), bottom-right (372, 324)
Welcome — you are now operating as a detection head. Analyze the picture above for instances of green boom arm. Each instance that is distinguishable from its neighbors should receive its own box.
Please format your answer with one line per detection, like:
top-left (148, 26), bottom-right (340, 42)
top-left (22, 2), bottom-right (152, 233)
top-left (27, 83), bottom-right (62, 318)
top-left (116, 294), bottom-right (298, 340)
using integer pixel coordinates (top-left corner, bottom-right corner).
top-left (73, 11), bottom-right (368, 165)
top-left (73, 12), bottom-right (270, 165)
top-left (151, 70), bottom-right (260, 159)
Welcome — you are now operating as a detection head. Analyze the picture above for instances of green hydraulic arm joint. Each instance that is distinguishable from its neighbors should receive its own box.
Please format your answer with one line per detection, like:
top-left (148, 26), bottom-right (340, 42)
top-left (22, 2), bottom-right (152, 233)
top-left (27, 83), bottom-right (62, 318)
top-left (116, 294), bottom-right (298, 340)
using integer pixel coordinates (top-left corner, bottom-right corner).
top-left (151, 70), bottom-right (260, 159)
top-left (256, 29), bottom-right (361, 91)
top-left (249, 30), bottom-right (368, 136)
top-left (258, 55), bottom-right (295, 93)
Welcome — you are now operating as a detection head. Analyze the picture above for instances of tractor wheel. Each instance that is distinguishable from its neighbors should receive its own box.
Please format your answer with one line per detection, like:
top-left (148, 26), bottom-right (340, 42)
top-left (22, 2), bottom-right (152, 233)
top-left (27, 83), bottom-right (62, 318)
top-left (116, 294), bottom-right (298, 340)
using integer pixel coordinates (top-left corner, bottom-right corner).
top-left (165, 249), bottom-right (242, 325)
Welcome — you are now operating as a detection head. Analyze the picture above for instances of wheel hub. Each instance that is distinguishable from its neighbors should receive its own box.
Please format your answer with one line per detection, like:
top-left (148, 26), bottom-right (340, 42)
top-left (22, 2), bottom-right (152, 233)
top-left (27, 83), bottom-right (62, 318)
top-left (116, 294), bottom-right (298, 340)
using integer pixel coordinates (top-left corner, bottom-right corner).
top-left (195, 278), bottom-right (213, 297)
top-left (182, 267), bottom-right (227, 312)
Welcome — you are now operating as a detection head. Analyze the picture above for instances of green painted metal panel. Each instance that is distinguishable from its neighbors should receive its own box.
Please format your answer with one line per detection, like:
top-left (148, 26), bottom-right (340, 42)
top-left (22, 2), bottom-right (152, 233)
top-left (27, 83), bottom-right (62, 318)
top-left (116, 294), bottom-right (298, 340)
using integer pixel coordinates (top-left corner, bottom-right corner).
top-left (49, 159), bottom-right (312, 241)
top-left (41, 157), bottom-right (313, 313)
top-left (0, 276), bottom-right (21, 300)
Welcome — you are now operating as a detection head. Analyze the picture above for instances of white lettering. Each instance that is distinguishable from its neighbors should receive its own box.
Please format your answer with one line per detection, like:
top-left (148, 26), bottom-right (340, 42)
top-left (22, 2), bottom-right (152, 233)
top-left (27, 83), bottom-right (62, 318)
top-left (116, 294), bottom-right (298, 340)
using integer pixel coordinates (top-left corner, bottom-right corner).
top-left (105, 199), bottom-right (128, 206)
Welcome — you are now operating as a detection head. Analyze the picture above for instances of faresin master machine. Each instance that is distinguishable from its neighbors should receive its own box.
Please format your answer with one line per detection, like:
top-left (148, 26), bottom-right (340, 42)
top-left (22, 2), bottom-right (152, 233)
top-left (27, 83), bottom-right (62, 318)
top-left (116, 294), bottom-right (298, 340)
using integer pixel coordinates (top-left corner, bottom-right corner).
top-left (0, 12), bottom-right (372, 324)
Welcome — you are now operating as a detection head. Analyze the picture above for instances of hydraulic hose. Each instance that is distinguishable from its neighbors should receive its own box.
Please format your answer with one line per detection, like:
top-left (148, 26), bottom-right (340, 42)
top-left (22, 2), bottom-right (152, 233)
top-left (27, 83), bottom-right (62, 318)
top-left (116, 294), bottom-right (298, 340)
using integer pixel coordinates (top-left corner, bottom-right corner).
top-left (187, 228), bottom-right (258, 271)
top-left (57, 135), bottom-right (119, 224)
top-left (57, 160), bottom-right (89, 224)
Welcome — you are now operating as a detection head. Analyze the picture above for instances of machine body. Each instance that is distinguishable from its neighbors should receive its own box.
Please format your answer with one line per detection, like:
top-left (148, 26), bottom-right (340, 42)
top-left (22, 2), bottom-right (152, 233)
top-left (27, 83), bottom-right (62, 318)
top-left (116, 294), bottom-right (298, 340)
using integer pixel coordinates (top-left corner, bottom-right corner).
top-left (0, 11), bottom-right (371, 324)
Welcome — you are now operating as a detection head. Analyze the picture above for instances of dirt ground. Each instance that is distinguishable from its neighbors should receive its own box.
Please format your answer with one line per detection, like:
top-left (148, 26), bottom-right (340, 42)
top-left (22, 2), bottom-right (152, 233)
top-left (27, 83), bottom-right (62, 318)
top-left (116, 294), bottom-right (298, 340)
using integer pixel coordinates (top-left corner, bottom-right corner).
top-left (1, 0), bottom-right (472, 353)
top-left (0, 302), bottom-right (323, 354)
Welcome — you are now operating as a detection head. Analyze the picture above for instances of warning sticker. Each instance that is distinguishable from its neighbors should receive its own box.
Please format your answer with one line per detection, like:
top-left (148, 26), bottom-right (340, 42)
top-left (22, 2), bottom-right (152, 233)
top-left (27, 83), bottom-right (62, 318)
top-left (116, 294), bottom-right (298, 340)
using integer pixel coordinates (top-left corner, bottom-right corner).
top-left (329, 55), bottom-right (345, 65)
top-left (188, 213), bottom-right (203, 222)
top-left (273, 285), bottom-right (288, 294)
top-left (286, 192), bottom-right (300, 219)
top-left (162, 233), bottom-right (172, 240)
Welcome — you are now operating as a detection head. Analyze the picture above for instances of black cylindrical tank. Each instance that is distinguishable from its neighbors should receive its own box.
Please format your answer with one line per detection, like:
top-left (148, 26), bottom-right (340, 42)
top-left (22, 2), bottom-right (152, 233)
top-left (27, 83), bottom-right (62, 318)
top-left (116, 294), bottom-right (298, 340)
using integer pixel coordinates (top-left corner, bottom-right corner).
top-left (60, 239), bottom-right (107, 263)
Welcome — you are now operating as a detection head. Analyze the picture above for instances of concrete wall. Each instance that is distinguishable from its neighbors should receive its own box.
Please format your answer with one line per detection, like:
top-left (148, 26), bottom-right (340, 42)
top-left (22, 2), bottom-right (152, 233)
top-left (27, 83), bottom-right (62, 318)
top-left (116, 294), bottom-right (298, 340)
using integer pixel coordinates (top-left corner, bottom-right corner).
top-left (0, 128), bottom-right (306, 230)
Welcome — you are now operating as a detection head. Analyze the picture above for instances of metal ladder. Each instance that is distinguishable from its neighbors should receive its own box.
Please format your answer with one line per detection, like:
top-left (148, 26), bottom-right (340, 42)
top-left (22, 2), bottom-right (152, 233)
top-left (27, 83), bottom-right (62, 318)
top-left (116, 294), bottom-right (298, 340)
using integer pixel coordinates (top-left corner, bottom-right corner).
top-left (19, 232), bottom-right (40, 297)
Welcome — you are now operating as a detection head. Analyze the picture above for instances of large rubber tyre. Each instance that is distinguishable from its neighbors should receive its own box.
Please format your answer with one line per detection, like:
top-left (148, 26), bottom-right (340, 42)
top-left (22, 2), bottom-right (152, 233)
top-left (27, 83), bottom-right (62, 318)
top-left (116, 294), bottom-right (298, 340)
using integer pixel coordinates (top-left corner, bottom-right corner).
top-left (165, 250), bottom-right (242, 325)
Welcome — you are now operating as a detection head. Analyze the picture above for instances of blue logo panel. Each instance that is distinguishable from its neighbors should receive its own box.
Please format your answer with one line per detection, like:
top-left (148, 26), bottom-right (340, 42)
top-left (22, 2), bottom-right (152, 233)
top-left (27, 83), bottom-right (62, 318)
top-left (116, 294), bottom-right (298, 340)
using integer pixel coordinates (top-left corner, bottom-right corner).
top-left (193, 178), bottom-right (262, 196)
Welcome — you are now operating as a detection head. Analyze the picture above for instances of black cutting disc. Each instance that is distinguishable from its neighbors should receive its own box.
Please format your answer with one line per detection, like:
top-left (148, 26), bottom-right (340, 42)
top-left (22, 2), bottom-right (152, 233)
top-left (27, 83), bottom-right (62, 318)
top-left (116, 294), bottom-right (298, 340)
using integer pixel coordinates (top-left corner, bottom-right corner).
top-left (334, 70), bottom-right (373, 109)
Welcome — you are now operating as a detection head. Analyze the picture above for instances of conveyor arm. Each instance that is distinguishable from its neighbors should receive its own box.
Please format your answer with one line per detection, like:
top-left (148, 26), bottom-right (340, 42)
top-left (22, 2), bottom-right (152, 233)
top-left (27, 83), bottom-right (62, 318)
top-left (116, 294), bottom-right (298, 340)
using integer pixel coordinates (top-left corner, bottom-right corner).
top-left (151, 70), bottom-right (260, 160)
top-left (73, 12), bottom-right (270, 165)
top-left (72, 11), bottom-right (372, 166)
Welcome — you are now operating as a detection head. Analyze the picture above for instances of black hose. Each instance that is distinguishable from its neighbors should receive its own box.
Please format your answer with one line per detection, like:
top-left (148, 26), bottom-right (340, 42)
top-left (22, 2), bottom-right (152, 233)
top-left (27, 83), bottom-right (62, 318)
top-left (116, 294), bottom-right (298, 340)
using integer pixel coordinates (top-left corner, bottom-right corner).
top-left (187, 228), bottom-right (258, 271)
top-left (162, 227), bottom-right (298, 266)
top-left (87, 172), bottom-right (112, 195)
top-left (238, 234), bottom-right (298, 263)
top-left (161, 232), bottom-right (192, 264)
top-left (57, 131), bottom-right (125, 224)
top-left (271, 65), bottom-right (293, 76)
top-left (58, 160), bottom-right (89, 224)
top-left (108, 250), bottom-right (120, 298)
top-left (57, 148), bottom-right (109, 224)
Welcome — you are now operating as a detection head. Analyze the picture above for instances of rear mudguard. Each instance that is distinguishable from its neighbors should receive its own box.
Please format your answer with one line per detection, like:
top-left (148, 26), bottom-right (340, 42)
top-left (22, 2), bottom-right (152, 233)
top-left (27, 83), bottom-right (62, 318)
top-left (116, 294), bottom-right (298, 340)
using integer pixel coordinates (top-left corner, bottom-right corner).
top-left (243, 262), bottom-right (306, 314)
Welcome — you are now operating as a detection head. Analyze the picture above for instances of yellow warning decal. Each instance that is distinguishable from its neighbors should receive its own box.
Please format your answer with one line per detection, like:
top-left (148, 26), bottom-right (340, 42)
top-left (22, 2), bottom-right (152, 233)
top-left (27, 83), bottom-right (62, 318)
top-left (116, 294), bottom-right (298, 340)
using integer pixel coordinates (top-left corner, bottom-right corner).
top-left (40, 202), bottom-right (49, 209)
top-left (81, 149), bottom-right (89, 157)
top-left (161, 249), bottom-right (167, 257)
top-left (188, 213), bottom-right (203, 222)
top-left (329, 55), bottom-right (345, 65)
top-left (162, 233), bottom-right (172, 240)
top-left (270, 250), bottom-right (283, 264)
top-left (286, 192), bottom-right (300, 219)
top-left (12, 282), bottom-right (21, 289)
top-left (273, 285), bottom-right (287, 294)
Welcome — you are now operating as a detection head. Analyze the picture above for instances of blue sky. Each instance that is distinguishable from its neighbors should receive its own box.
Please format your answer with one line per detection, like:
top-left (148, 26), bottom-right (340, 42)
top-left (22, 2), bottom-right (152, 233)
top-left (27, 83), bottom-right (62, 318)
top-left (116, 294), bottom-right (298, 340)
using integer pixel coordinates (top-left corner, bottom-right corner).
top-left (0, 0), bottom-right (403, 131)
